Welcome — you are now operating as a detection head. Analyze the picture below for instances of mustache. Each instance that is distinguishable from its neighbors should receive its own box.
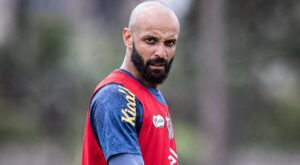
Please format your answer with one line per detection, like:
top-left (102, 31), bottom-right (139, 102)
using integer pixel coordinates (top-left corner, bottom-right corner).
top-left (146, 57), bottom-right (168, 66)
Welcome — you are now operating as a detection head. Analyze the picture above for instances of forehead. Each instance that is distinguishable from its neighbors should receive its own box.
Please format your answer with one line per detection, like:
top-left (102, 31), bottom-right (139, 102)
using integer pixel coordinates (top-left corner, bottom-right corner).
top-left (129, 4), bottom-right (180, 39)
top-left (134, 18), bottom-right (179, 39)
top-left (137, 26), bottom-right (179, 40)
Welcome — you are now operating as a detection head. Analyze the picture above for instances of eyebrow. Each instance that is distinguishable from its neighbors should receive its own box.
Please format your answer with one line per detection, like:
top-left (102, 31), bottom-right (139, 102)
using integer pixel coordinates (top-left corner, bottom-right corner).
top-left (142, 35), bottom-right (157, 39)
top-left (141, 35), bottom-right (177, 41)
top-left (165, 39), bottom-right (177, 42)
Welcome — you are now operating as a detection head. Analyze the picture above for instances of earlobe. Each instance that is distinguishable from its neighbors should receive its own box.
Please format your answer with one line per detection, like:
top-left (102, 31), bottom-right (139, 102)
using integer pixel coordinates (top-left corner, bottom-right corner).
top-left (123, 28), bottom-right (133, 48)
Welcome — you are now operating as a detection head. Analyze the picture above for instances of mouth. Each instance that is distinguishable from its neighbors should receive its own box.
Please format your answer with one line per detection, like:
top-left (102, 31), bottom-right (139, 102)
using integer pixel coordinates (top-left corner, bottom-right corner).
top-left (149, 64), bottom-right (165, 70)
top-left (147, 57), bottom-right (168, 70)
top-left (148, 62), bottom-right (167, 69)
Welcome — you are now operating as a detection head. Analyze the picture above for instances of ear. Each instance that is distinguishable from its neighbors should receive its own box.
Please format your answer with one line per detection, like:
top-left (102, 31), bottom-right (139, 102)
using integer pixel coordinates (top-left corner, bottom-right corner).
top-left (123, 28), bottom-right (133, 49)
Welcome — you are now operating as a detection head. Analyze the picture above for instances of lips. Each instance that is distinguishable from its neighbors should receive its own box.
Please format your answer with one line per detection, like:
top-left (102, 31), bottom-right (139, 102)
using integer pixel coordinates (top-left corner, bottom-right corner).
top-left (149, 65), bottom-right (165, 70)
top-left (149, 62), bottom-right (166, 69)
top-left (147, 58), bottom-right (168, 70)
top-left (151, 62), bottom-right (165, 66)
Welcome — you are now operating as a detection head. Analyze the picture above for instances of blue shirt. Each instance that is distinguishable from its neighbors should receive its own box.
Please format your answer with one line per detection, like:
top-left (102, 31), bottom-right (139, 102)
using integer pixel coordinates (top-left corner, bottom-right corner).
top-left (90, 69), bottom-right (167, 161)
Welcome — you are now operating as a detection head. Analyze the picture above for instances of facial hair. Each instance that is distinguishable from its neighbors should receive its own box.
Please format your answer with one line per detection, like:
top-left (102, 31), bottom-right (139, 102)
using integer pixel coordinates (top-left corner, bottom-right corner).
top-left (131, 43), bottom-right (174, 85)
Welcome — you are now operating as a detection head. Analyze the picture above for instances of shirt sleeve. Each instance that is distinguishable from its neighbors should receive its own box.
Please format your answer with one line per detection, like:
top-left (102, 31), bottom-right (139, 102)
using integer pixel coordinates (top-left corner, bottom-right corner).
top-left (90, 83), bottom-right (143, 161)
top-left (108, 154), bottom-right (144, 165)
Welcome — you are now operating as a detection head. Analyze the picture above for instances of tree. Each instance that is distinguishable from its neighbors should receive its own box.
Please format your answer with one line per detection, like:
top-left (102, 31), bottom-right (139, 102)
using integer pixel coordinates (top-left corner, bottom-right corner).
top-left (196, 0), bottom-right (229, 164)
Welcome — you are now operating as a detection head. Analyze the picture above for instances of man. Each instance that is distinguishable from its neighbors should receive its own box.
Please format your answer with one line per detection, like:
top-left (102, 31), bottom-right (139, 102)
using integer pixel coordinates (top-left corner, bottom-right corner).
top-left (82, 1), bottom-right (180, 165)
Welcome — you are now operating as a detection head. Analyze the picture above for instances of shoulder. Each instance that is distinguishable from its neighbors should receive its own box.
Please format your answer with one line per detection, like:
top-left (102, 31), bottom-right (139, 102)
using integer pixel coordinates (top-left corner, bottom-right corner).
top-left (91, 83), bottom-right (134, 107)
top-left (92, 83), bottom-right (122, 101)
top-left (94, 83), bottom-right (136, 98)
top-left (90, 83), bottom-right (141, 127)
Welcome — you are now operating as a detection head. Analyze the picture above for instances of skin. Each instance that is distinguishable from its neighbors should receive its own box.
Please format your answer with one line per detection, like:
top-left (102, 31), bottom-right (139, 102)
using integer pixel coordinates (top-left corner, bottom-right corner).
top-left (121, 1), bottom-right (180, 88)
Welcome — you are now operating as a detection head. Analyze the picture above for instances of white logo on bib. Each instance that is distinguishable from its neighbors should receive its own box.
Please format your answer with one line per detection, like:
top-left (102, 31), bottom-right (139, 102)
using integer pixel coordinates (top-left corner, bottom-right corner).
top-left (153, 115), bottom-right (165, 128)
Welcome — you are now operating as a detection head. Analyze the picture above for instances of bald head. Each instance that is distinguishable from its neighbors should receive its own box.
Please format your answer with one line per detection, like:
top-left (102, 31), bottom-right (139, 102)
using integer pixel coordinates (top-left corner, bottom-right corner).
top-left (128, 1), bottom-right (180, 33)
top-left (121, 1), bottom-right (180, 87)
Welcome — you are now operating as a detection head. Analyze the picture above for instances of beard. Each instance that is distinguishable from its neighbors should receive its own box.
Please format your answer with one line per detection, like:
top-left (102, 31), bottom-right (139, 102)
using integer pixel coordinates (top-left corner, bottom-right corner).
top-left (131, 43), bottom-right (174, 85)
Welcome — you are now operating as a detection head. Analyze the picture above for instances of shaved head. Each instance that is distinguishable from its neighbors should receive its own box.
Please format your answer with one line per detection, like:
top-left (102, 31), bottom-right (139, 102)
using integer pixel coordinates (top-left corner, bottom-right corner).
top-left (128, 1), bottom-right (180, 33)
top-left (121, 1), bottom-right (180, 88)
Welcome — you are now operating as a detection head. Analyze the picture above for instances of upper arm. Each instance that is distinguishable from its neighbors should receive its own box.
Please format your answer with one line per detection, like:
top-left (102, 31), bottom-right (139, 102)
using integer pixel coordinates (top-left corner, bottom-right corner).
top-left (108, 154), bottom-right (144, 165)
top-left (90, 83), bottom-right (143, 161)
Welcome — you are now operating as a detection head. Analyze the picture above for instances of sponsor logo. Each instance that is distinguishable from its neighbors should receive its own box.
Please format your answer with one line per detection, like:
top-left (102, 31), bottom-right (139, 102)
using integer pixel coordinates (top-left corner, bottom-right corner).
top-left (118, 86), bottom-right (136, 126)
top-left (166, 116), bottom-right (174, 139)
top-left (153, 115), bottom-right (165, 128)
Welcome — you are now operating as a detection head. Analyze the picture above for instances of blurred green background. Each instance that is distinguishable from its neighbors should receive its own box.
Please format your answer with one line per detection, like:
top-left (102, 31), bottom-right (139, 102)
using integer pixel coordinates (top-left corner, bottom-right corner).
top-left (0, 0), bottom-right (299, 164)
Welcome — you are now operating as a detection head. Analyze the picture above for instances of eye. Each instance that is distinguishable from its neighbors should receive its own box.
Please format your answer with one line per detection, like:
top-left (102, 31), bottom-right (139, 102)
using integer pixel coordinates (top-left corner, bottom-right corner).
top-left (144, 37), bottom-right (157, 44)
top-left (165, 40), bottom-right (176, 47)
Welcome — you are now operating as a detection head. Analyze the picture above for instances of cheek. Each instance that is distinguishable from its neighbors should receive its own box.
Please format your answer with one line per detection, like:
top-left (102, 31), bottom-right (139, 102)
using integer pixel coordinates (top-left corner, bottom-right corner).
top-left (166, 48), bottom-right (176, 58)
top-left (139, 44), bottom-right (156, 58)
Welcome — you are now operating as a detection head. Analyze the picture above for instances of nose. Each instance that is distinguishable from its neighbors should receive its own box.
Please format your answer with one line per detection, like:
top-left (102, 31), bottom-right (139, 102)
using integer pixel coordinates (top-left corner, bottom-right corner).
top-left (154, 43), bottom-right (167, 59)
